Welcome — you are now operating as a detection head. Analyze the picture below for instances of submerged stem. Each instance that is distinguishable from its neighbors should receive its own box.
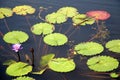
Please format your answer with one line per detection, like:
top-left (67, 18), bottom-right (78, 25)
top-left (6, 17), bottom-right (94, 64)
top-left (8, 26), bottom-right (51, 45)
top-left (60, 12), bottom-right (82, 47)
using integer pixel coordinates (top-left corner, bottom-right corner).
top-left (3, 18), bottom-right (10, 31)
top-left (17, 52), bottom-right (20, 61)
top-left (30, 48), bottom-right (34, 67)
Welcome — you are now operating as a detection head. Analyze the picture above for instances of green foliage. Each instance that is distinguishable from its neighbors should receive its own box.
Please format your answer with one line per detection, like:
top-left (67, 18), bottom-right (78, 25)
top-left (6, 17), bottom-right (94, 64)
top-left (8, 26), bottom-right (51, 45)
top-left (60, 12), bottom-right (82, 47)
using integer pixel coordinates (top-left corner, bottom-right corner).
top-left (105, 39), bottom-right (120, 53)
top-left (110, 72), bottom-right (119, 78)
top-left (3, 60), bottom-right (16, 66)
top-left (3, 31), bottom-right (29, 44)
top-left (57, 6), bottom-right (79, 17)
top-left (72, 14), bottom-right (95, 26)
top-left (0, 8), bottom-right (13, 19)
top-left (31, 22), bottom-right (54, 35)
top-left (87, 56), bottom-right (119, 72)
top-left (13, 76), bottom-right (35, 80)
top-left (48, 58), bottom-right (75, 72)
top-left (32, 68), bottom-right (46, 75)
top-left (6, 62), bottom-right (32, 76)
top-left (74, 42), bottom-right (104, 56)
top-left (43, 33), bottom-right (68, 46)
top-left (45, 12), bottom-right (67, 24)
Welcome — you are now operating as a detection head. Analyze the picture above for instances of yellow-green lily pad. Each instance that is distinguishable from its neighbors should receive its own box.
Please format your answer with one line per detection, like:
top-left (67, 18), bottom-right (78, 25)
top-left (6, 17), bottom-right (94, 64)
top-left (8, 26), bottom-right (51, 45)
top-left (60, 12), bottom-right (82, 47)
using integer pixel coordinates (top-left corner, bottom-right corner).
top-left (13, 76), bottom-right (35, 80)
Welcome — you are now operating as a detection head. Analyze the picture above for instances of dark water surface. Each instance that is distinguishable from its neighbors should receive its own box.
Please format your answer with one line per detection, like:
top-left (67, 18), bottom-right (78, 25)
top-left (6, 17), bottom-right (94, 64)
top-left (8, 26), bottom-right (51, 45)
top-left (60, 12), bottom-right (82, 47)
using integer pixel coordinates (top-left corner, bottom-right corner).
top-left (0, 0), bottom-right (120, 80)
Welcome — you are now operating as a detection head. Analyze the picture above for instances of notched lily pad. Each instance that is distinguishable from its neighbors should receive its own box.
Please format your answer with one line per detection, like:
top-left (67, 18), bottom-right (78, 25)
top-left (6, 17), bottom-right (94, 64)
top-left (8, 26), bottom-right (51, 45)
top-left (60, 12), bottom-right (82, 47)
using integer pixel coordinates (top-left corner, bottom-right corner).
top-left (13, 5), bottom-right (35, 15)
top-left (6, 62), bottom-right (32, 76)
top-left (45, 12), bottom-right (67, 24)
top-left (3, 31), bottom-right (29, 44)
top-left (13, 76), bottom-right (35, 80)
top-left (48, 58), bottom-right (75, 72)
top-left (31, 22), bottom-right (55, 35)
top-left (0, 8), bottom-right (13, 19)
top-left (57, 7), bottom-right (79, 18)
top-left (74, 42), bottom-right (104, 56)
top-left (87, 56), bottom-right (119, 72)
top-left (43, 33), bottom-right (68, 46)
top-left (72, 14), bottom-right (95, 26)
top-left (105, 39), bottom-right (120, 53)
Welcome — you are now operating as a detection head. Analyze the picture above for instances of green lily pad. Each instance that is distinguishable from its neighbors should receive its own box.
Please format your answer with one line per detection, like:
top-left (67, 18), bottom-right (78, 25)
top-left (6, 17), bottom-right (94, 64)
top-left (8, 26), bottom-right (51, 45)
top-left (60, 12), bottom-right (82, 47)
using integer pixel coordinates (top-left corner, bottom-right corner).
top-left (13, 76), bottom-right (35, 80)
top-left (74, 42), bottom-right (104, 56)
top-left (0, 8), bottom-right (13, 19)
top-left (3, 31), bottom-right (29, 44)
top-left (45, 12), bottom-right (67, 24)
top-left (87, 56), bottom-right (119, 72)
top-left (43, 33), bottom-right (68, 46)
top-left (32, 68), bottom-right (46, 75)
top-left (13, 5), bottom-right (35, 15)
top-left (72, 14), bottom-right (95, 26)
top-left (31, 23), bottom-right (55, 35)
top-left (48, 58), bottom-right (75, 72)
top-left (105, 39), bottom-right (120, 53)
top-left (6, 62), bottom-right (32, 76)
top-left (110, 72), bottom-right (119, 78)
top-left (40, 53), bottom-right (55, 67)
top-left (3, 59), bottom-right (16, 66)
top-left (57, 7), bottom-right (79, 17)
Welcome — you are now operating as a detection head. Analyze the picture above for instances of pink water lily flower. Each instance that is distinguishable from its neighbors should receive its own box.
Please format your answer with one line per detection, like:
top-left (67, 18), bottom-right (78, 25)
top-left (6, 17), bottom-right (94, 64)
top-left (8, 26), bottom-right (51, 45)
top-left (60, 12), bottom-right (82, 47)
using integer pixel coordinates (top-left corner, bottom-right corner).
top-left (86, 10), bottom-right (111, 20)
top-left (12, 43), bottom-right (23, 52)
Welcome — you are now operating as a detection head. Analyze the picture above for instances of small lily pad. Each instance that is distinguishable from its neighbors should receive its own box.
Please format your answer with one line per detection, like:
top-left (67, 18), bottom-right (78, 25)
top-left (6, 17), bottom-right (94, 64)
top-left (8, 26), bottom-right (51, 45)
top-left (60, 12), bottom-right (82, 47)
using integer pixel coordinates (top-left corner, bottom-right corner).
top-left (110, 72), bottom-right (119, 78)
top-left (3, 60), bottom-right (16, 66)
top-left (6, 62), bottom-right (32, 76)
top-left (48, 58), bottom-right (75, 72)
top-left (31, 23), bottom-right (55, 35)
top-left (13, 76), bottom-right (35, 80)
top-left (0, 8), bottom-right (13, 19)
top-left (57, 7), bottom-right (79, 17)
top-left (105, 39), bottom-right (120, 53)
top-left (43, 33), bottom-right (68, 46)
top-left (45, 12), bottom-right (67, 24)
top-left (72, 14), bottom-right (95, 26)
top-left (32, 68), bottom-right (46, 75)
top-left (87, 56), bottom-right (119, 72)
top-left (3, 31), bottom-right (29, 44)
top-left (74, 42), bottom-right (104, 56)
top-left (13, 5), bottom-right (35, 15)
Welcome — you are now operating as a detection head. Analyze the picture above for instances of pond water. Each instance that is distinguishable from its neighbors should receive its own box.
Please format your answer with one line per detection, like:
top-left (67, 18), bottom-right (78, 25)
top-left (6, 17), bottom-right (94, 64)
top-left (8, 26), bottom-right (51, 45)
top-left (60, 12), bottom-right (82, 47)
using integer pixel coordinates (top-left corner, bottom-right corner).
top-left (0, 0), bottom-right (120, 80)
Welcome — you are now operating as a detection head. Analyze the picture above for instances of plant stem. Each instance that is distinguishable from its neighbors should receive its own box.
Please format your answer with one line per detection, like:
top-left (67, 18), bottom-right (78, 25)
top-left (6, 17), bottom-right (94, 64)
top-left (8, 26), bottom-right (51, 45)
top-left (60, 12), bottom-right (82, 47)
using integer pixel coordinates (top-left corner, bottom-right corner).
top-left (30, 48), bottom-right (35, 67)
top-left (17, 52), bottom-right (20, 61)
top-left (3, 19), bottom-right (10, 31)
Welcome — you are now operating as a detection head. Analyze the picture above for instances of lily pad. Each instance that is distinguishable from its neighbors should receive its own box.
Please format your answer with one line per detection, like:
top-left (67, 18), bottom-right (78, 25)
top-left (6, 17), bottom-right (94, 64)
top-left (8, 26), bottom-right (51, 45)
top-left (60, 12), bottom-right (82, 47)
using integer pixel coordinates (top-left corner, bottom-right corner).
top-left (48, 58), bottom-right (75, 72)
top-left (40, 53), bottom-right (55, 67)
top-left (87, 56), bottom-right (119, 72)
top-left (31, 22), bottom-right (55, 35)
top-left (13, 5), bottom-right (35, 15)
top-left (3, 31), bottom-right (29, 44)
top-left (13, 76), bottom-right (35, 80)
top-left (105, 39), bottom-right (120, 53)
top-left (74, 42), bottom-right (104, 56)
top-left (72, 14), bottom-right (95, 26)
top-left (3, 59), bottom-right (16, 66)
top-left (32, 68), bottom-right (46, 75)
top-left (110, 72), bottom-right (119, 78)
top-left (43, 33), bottom-right (68, 46)
top-left (57, 7), bottom-right (79, 17)
top-left (6, 62), bottom-right (32, 76)
top-left (45, 12), bottom-right (67, 24)
top-left (0, 8), bottom-right (13, 19)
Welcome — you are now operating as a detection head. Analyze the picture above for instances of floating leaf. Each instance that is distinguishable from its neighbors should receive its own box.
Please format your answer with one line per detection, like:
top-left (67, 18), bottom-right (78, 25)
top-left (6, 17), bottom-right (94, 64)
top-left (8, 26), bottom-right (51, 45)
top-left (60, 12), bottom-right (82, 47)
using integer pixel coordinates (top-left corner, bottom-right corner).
top-left (48, 58), bottom-right (75, 72)
top-left (3, 60), bottom-right (16, 66)
top-left (105, 39), bottom-right (120, 53)
top-left (110, 72), bottom-right (119, 78)
top-left (86, 10), bottom-right (110, 20)
top-left (45, 12), bottom-right (67, 24)
top-left (43, 33), bottom-right (68, 46)
top-left (74, 42), bottom-right (104, 56)
top-left (72, 14), bottom-right (95, 26)
top-left (13, 76), bottom-right (35, 80)
top-left (57, 7), bottom-right (79, 17)
top-left (6, 62), bottom-right (32, 76)
top-left (13, 5), bottom-right (35, 15)
top-left (3, 31), bottom-right (29, 44)
top-left (0, 8), bottom-right (13, 19)
top-left (87, 56), bottom-right (119, 72)
top-left (31, 22), bottom-right (55, 35)
top-left (40, 53), bottom-right (55, 67)
top-left (32, 68), bottom-right (46, 75)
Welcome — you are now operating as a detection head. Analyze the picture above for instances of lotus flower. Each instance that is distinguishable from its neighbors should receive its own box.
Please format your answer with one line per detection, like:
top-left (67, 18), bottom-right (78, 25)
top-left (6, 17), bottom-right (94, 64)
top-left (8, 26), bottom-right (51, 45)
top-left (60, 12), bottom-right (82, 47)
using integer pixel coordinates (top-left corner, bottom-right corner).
top-left (86, 10), bottom-right (110, 20)
top-left (12, 43), bottom-right (23, 52)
